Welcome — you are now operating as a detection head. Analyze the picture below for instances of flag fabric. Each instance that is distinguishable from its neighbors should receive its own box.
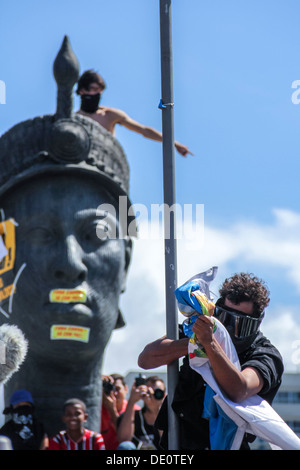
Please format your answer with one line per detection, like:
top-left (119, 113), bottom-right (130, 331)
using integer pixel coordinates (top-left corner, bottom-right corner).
top-left (175, 267), bottom-right (217, 318)
top-left (175, 267), bottom-right (217, 357)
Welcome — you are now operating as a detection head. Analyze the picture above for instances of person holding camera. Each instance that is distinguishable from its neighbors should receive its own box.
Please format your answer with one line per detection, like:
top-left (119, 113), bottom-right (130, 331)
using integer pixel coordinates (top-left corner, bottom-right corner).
top-left (116, 375), bottom-right (166, 450)
top-left (101, 374), bottom-right (140, 450)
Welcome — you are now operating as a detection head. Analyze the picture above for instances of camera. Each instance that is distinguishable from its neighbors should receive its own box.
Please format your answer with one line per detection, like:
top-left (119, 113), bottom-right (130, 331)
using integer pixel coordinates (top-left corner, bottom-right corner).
top-left (153, 388), bottom-right (165, 400)
top-left (135, 373), bottom-right (146, 387)
top-left (103, 380), bottom-right (114, 396)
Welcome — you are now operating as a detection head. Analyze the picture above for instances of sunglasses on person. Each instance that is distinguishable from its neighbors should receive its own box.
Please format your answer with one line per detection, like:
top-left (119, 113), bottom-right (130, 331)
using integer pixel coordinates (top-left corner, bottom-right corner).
top-left (214, 303), bottom-right (264, 339)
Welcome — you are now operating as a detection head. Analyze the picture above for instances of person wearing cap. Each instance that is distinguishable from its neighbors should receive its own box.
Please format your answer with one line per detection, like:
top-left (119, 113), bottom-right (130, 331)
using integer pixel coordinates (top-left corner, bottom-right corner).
top-left (0, 390), bottom-right (47, 450)
top-left (138, 273), bottom-right (284, 450)
top-left (76, 69), bottom-right (193, 157)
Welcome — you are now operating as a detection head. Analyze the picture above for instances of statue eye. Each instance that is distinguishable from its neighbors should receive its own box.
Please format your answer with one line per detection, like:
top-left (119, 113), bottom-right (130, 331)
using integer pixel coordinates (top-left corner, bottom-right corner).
top-left (79, 220), bottom-right (110, 244)
top-left (28, 227), bottom-right (54, 244)
top-left (82, 230), bottom-right (98, 242)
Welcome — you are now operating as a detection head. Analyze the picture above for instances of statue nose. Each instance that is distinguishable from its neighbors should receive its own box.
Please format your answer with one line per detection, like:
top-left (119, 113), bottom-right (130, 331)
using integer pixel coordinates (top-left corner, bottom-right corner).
top-left (53, 235), bottom-right (88, 284)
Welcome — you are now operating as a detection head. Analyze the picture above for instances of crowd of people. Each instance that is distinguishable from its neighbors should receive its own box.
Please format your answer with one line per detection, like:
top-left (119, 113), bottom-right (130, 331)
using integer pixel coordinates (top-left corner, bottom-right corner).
top-left (0, 374), bottom-right (166, 450)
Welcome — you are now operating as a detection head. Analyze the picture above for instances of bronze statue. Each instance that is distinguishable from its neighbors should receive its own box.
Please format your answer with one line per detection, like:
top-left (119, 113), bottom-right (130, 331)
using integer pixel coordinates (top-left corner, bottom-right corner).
top-left (0, 36), bottom-right (136, 436)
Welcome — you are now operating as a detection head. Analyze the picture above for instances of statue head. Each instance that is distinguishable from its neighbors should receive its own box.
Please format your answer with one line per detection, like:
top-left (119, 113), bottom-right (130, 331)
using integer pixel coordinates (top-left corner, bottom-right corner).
top-left (0, 36), bottom-right (136, 434)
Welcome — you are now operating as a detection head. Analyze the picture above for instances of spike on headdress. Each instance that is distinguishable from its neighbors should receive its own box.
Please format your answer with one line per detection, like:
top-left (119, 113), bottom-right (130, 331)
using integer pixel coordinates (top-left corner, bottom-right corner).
top-left (53, 36), bottom-right (80, 119)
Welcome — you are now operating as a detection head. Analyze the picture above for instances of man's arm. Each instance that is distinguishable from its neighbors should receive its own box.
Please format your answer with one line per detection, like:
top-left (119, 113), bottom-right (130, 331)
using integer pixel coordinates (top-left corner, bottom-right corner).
top-left (102, 392), bottom-right (119, 426)
top-left (138, 335), bottom-right (189, 369)
top-left (114, 109), bottom-right (193, 157)
top-left (116, 384), bottom-right (147, 443)
top-left (116, 401), bottom-right (136, 444)
top-left (101, 375), bottom-right (119, 426)
top-left (192, 315), bottom-right (264, 403)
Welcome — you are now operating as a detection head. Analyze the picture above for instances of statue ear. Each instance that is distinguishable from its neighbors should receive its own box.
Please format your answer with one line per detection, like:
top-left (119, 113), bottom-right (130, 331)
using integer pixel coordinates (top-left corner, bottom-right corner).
top-left (115, 238), bottom-right (133, 330)
top-left (121, 237), bottom-right (133, 294)
top-left (114, 309), bottom-right (126, 329)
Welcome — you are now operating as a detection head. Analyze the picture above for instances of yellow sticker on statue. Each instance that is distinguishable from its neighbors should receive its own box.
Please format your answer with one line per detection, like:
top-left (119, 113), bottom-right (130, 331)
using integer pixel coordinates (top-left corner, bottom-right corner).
top-left (0, 219), bottom-right (16, 275)
top-left (0, 284), bottom-right (16, 302)
top-left (50, 325), bottom-right (90, 343)
top-left (49, 289), bottom-right (87, 303)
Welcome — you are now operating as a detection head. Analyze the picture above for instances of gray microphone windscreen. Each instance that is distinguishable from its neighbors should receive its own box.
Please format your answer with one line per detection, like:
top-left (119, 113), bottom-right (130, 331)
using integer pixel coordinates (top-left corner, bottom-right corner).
top-left (0, 324), bottom-right (28, 385)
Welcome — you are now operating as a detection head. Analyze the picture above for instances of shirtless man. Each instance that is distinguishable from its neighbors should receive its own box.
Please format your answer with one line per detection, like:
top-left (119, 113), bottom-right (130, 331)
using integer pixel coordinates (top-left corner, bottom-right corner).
top-left (76, 70), bottom-right (192, 157)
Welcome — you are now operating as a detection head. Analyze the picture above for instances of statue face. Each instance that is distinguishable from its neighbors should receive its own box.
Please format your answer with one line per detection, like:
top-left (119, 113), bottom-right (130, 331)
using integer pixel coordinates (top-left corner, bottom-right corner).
top-left (1, 173), bottom-right (131, 364)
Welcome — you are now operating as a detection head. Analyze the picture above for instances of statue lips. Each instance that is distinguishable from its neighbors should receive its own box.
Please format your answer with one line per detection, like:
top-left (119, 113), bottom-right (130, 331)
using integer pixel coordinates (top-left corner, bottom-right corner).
top-left (44, 288), bottom-right (94, 323)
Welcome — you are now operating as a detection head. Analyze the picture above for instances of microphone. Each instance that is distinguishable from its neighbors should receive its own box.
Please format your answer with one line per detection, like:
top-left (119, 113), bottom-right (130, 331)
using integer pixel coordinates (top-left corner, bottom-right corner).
top-left (0, 324), bottom-right (28, 385)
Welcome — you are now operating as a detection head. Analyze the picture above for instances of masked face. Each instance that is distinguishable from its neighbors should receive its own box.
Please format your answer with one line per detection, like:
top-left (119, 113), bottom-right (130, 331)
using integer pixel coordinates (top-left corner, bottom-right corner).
top-left (229, 332), bottom-right (260, 354)
top-left (80, 93), bottom-right (101, 113)
top-left (214, 298), bottom-right (264, 354)
top-left (1, 173), bottom-right (131, 365)
top-left (12, 405), bottom-right (34, 422)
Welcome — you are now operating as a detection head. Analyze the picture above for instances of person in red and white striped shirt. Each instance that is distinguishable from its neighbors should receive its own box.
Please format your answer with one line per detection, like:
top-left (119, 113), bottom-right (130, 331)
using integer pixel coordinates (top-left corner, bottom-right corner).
top-left (48, 398), bottom-right (105, 450)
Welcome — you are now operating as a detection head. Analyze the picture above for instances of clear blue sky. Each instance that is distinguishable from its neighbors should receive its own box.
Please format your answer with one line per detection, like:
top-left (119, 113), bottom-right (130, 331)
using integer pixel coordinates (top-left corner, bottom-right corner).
top-left (1, 1), bottom-right (300, 374)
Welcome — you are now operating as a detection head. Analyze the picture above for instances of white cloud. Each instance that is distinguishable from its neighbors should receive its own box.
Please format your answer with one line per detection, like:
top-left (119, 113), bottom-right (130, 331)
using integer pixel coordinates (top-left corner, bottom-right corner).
top-left (262, 309), bottom-right (300, 372)
top-left (102, 208), bottom-right (300, 376)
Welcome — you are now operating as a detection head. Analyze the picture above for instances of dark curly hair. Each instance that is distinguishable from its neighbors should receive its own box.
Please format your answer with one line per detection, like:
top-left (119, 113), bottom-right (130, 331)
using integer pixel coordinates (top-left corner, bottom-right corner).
top-left (219, 273), bottom-right (270, 317)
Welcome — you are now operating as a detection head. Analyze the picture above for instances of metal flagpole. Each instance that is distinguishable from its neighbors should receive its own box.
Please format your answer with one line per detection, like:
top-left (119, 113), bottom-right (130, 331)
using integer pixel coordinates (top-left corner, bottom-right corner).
top-left (159, 0), bottom-right (179, 450)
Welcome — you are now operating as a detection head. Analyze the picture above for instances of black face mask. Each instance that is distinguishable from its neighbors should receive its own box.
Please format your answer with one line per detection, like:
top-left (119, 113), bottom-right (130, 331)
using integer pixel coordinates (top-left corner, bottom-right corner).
top-left (230, 332), bottom-right (259, 354)
top-left (11, 405), bottom-right (34, 423)
top-left (80, 93), bottom-right (101, 113)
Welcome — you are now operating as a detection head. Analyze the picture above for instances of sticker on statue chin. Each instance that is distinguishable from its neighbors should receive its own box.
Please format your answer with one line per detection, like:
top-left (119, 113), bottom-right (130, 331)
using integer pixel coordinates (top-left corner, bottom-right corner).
top-left (50, 325), bottom-right (90, 343)
top-left (49, 289), bottom-right (87, 303)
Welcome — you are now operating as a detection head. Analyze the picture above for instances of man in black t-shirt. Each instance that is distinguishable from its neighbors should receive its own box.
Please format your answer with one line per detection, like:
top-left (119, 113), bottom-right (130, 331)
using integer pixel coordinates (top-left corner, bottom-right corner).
top-left (138, 273), bottom-right (284, 450)
top-left (0, 389), bottom-right (47, 450)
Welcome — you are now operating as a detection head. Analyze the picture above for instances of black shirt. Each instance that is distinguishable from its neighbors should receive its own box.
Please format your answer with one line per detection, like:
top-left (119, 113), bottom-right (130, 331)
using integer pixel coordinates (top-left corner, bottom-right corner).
top-left (0, 413), bottom-right (45, 450)
top-left (239, 331), bottom-right (284, 403)
top-left (155, 328), bottom-right (284, 450)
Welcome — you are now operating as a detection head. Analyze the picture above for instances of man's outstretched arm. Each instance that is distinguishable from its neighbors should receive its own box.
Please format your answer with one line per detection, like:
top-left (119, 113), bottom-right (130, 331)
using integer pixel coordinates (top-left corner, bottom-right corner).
top-left (138, 335), bottom-right (189, 369)
top-left (115, 110), bottom-right (193, 157)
